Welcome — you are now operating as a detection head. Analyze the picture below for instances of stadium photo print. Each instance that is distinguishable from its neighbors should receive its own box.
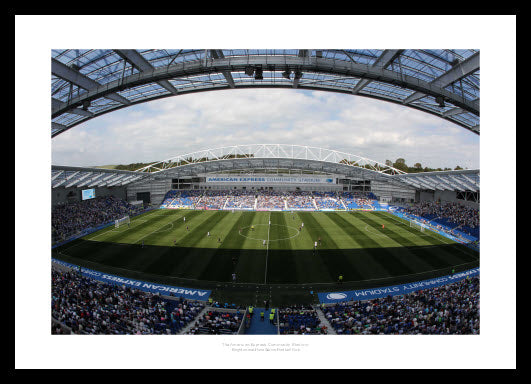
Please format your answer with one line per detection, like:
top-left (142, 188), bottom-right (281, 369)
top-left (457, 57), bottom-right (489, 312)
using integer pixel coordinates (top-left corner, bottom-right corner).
top-left (50, 49), bottom-right (481, 337)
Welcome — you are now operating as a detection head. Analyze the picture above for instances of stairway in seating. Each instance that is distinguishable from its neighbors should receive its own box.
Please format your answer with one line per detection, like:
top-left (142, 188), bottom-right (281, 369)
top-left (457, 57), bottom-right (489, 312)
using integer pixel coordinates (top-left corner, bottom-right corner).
top-left (244, 308), bottom-right (278, 335)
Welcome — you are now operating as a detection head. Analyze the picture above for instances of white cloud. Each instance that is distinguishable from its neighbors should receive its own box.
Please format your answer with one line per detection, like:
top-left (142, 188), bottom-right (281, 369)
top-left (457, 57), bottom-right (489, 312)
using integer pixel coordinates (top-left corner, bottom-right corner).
top-left (51, 88), bottom-right (479, 169)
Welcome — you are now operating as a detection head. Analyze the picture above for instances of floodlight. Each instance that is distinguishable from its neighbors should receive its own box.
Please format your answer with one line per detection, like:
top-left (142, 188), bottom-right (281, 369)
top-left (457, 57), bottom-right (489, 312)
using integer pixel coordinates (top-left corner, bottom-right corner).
top-left (244, 66), bottom-right (254, 76)
top-left (435, 96), bottom-right (445, 108)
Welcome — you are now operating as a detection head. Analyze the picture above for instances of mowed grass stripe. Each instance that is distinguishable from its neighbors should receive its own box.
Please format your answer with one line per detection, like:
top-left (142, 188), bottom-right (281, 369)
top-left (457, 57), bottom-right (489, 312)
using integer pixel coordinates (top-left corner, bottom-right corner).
top-left (356, 212), bottom-right (445, 272)
top-left (195, 211), bottom-right (252, 282)
top-left (80, 209), bottom-right (169, 244)
top-left (58, 210), bottom-right (188, 267)
top-left (319, 212), bottom-right (390, 281)
top-left (374, 211), bottom-right (479, 263)
top-left (298, 212), bottom-right (362, 283)
top-left (136, 210), bottom-right (203, 246)
top-left (333, 212), bottom-right (415, 277)
top-left (93, 209), bottom-right (187, 245)
top-left (232, 211), bottom-right (268, 283)
top-left (141, 211), bottom-right (227, 277)
top-left (368, 212), bottom-right (458, 268)
top-left (267, 212), bottom-right (298, 283)
top-left (371, 211), bottom-right (468, 266)
top-left (268, 212), bottom-right (333, 284)
top-left (100, 210), bottom-right (208, 274)
top-left (311, 212), bottom-right (367, 282)
top-left (326, 212), bottom-right (396, 279)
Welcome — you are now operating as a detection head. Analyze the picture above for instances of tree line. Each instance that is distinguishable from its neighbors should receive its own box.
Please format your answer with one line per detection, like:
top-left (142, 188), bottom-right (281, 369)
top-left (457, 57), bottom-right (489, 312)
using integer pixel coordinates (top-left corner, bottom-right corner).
top-left (384, 158), bottom-right (465, 173)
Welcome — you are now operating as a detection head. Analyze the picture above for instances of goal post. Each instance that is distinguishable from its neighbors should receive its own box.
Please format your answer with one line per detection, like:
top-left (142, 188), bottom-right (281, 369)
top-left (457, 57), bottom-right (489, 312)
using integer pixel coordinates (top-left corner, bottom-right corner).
top-left (115, 216), bottom-right (130, 228)
top-left (410, 220), bottom-right (426, 232)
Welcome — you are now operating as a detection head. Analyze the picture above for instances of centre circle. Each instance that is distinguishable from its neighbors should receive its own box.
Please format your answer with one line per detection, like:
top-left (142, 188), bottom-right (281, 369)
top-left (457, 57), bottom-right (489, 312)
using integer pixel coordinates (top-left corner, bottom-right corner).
top-left (239, 224), bottom-right (301, 242)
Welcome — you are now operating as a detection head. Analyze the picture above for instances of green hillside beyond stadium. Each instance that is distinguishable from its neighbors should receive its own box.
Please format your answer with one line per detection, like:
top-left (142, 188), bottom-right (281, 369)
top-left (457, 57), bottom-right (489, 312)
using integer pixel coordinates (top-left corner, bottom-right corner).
top-left (53, 209), bottom-right (479, 303)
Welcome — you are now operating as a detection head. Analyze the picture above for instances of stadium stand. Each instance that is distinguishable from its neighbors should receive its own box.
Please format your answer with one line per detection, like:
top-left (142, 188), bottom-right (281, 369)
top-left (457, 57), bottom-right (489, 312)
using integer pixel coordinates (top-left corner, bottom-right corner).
top-left (322, 276), bottom-right (480, 335)
top-left (196, 190), bottom-right (228, 210)
top-left (399, 201), bottom-right (479, 239)
top-left (160, 190), bottom-right (202, 209)
top-left (224, 190), bottom-right (256, 209)
top-left (278, 305), bottom-right (328, 335)
top-left (184, 309), bottom-right (244, 335)
top-left (313, 191), bottom-right (343, 210)
top-left (51, 268), bottom-right (205, 334)
top-left (285, 191), bottom-right (315, 210)
top-left (51, 196), bottom-right (143, 243)
top-left (256, 190), bottom-right (286, 210)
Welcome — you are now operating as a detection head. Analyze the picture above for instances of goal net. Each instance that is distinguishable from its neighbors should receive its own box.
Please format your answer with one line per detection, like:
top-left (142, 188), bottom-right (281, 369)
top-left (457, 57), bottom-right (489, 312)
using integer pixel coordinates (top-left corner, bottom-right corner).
top-left (410, 220), bottom-right (426, 232)
top-left (115, 216), bottom-right (130, 228)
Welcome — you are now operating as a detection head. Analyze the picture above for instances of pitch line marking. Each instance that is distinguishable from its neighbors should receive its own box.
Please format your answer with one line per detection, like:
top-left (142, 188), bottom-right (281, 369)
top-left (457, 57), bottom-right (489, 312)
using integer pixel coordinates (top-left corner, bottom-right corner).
top-left (132, 212), bottom-right (186, 245)
top-left (238, 224), bottom-right (300, 242)
top-left (383, 213), bottom-right (455, 245)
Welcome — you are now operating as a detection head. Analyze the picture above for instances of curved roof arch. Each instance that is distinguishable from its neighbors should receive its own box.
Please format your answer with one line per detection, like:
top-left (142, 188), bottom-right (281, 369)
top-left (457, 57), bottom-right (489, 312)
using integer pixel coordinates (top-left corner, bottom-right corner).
top-left (51, 49), bottom-right (480, 137)
top-left (133, 144), bottom-right (406, 176)
top-left (51, 144), bottom-right (480, 193)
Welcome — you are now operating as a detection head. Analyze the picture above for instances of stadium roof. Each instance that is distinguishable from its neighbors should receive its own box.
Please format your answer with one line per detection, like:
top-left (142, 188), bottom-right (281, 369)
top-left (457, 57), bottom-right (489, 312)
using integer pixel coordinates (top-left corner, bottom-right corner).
top-left (51, 144), bottom-right (480, 192)
top-left (51, 165), bottom-right (148, 189)
top-left (392, 169), bottom-right (480, 192)
top-left (51, 49), bottom-right (480, 137)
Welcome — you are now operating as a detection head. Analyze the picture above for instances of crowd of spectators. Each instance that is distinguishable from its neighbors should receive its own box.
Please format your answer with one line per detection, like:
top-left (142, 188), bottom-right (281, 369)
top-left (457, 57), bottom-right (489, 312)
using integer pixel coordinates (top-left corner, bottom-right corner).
top-left (401, 201), bottom-right (479, 238)
top-left (159, 189), bottom-right (388, 212)
top-left (185, 310), bottom-right (244, 334)
top-left (51, 269), bottom-right (205, 334)
top-left (313, 192), bottom-right (344, 209)
top-left (256, 190), bottom-right (286, 210)
top-left (278, 305), bottom-right (328, 335)
top-left (196, 190), bottom-right (229, 210)
top-left (224, 190), bottom-right (256, 209)
top-left (161, 190), bottom-right (202, 208)
top-left (322, 276), bottom-right (479, 335)
top-left (285, 191), bottom-right (315, 209)
top-left (339, 192), bottom-right (377, 209)
top-left (52, 196), bottom-right (142, 243)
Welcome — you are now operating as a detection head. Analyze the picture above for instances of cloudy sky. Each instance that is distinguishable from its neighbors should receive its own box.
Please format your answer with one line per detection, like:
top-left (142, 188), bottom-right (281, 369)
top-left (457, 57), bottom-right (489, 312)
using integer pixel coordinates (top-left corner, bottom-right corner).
top-left (51, 87), bottom-right (480, 170)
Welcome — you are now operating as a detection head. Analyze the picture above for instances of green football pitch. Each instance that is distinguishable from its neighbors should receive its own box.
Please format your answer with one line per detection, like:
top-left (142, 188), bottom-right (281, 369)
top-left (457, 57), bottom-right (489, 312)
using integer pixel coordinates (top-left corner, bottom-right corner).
top-left (53, 209), bottom-right (479, 306)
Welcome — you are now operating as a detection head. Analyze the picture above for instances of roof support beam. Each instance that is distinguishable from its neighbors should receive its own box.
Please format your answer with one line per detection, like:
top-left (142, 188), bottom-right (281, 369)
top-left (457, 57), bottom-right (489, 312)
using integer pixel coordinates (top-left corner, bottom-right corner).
top-left (114, 49), bottom-right (178, 95)
top-left (461, 174), bottom-right (480, 190)
top-left (432, 175), bottom-right (464, 191)
top-left (51, 55), bottom-right (479, 136)
top-left (51, 170), bottom-right (64, 181)
top-left (448, 175), bottom-right (478, 192)
top-left (65, 173), bottom-right (91, 188)
top-left (104, 174), bottom-right (129, 187)
top-left (52, 58), bottom-right (131, 106)
top-left (352, 49), bottom-right (403, 94)
top-left (403, 52), bottom-right (480, 106)
top-left (52, 98), bottom-right (94, 117)
top-left (52, 122), bottom-right (67, 134)
top-left (95, 173), bottom-right (121, 187)
top-left (78, 173), bottom-right (106, 187)
top-left (442, 107), bottom-right (465, 117)
top-left (209, 50), bottom-right (235, 88)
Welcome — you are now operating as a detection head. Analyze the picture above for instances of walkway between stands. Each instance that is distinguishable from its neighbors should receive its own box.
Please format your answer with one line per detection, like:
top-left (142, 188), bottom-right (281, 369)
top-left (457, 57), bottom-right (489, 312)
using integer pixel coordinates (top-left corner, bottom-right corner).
top-left (245, 308), bottom-right (278, 335)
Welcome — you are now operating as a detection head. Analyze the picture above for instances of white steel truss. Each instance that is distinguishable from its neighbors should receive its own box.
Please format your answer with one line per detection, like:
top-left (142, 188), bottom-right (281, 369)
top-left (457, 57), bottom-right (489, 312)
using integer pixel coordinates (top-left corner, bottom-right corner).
top-left (134, 144), bottom-right (406, 176)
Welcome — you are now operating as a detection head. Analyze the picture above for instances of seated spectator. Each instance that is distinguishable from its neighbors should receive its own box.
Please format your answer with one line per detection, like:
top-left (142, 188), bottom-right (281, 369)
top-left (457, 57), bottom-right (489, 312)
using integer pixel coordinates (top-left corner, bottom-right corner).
top-left (52, 196), bottom-right (143, 243)
top-left (51, 269), bottom-right (205, 334)
top-left (185, 310), bottom-right (243, 335)
top-left (322, 276), bottom-right (479, 335)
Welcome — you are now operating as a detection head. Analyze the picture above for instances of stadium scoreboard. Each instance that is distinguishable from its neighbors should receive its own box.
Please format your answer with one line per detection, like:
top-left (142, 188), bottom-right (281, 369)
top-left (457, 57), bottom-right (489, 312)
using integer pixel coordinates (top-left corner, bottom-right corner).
top-left (81, 188), bottom-right (96, 200)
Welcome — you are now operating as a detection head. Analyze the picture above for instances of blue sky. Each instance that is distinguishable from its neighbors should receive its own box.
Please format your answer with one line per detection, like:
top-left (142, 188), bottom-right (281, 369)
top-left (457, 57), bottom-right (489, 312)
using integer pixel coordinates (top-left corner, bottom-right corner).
top-left (51, 88), bottom-right (480, 169)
